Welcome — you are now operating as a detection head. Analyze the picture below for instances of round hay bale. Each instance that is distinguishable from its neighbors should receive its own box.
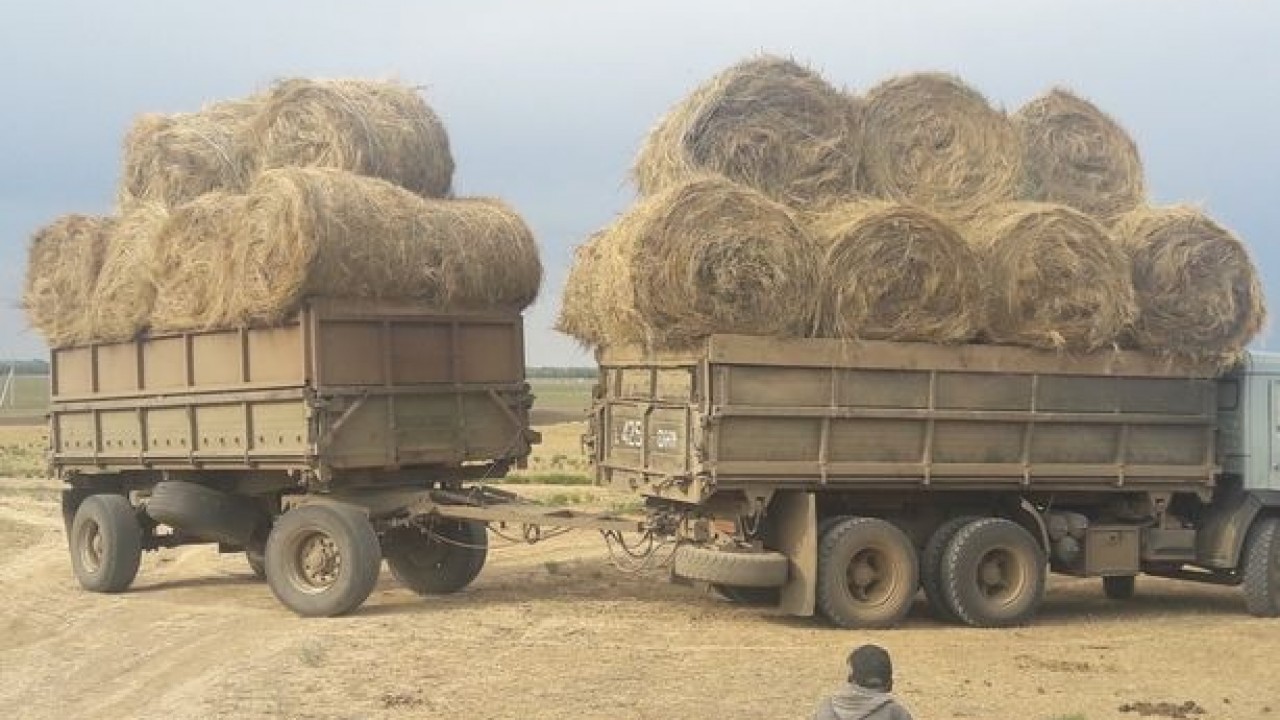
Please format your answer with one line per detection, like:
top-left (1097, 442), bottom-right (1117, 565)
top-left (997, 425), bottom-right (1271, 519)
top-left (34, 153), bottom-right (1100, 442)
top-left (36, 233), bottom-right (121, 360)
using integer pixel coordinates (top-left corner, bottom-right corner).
top-left (967, 202), bottom-right (1136, 351)
top-left (558, 225), bottom-right (653, 348)
top-left (808, 201), bottom-right (983, 343)
top-left (556, 235), bottom-right (608, 346)
top-left (230, 168), bottom-right (538, 325)
top-left (633, 55), bottom-right (860, 208)
top-left (861, 73), bottom-right (1021, 219)
top-left (1014, 88), bottom-right (1145, 220)
top-left (253, 78), bottom-right (454, 198)
top-left (598, 175), bottom-right (817, 349)
top-left (150, 193), bottom-right (249, 333)
top-left (119, 99), bottom-right (262, 208)
top-left (1113, 206), bottom-right (1265, 363)
top-left (23, 214), bottom-right (117, 347)
top-left (88, 203), bottom-right (170, 341)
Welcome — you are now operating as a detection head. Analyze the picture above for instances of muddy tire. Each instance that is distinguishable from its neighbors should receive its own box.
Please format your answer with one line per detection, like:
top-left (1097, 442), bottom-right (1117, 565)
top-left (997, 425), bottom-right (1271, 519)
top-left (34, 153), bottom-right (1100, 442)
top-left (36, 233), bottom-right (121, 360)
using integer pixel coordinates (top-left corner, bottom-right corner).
top-left (1103, 575), bottom-right (1136, 600)
top-left (941, 517), bottom-right (1046, 628)
top-left (147, 481), bottom-right (266, 547)
top-left (672, 545), bottom-right (788, 588)
top-left (816, 517), bottom-right (918, 629)
top-left (921, 515), bottom-right (981, 622)
top-left (713, 584), bottom-right (781, 606)
top-left (69, 494), bottom-right (143, 593)
top-left (265, 503), bottom-right (381, 617)
top-left (1242, 517), bottom-right (1280, 617)
top-left (383, 520), bottom-right (488, 595)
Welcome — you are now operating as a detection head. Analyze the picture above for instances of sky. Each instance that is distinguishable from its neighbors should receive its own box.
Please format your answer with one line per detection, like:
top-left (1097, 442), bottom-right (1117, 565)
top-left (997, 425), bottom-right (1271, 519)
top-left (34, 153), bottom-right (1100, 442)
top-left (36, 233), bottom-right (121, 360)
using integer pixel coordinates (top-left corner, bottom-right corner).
top-left (0, 0), bottom-right (1275, 365)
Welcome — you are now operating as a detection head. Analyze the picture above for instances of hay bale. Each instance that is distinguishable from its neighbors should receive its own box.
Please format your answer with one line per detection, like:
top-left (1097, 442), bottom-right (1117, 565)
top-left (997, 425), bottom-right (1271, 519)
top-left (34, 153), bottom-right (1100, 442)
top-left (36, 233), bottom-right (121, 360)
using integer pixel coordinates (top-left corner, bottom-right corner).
top-left (87, 203), bottom-right (170, 341)
top-left (861, 73), bottom-right (1021, 219)
top-left (23, 215), bottom-right (117, 347)
top-left (150, 193), bottom-right (249, 333)
top-left (229, 168), bottom-right (538, 325)
top-left (1014, 88), bottom-right (1145, 219)
top-left (556, 235), bottom-right (608, 346)
top-left (557, 226), bottom-right (652, 348)
top-left (966, 202), bottom-right (1136, 351)
top-left (253, 79), bottom-right (454, 198)
top-left (808, 202), bottom-right (983, 343)
top-left (1113, 206), bottom-right (1266, 363)
top-left (589, 175), bottom-right (817, 349)
top-left (119, 99), bottom-right (262, 207)
top-left (632, 55), bottom-right (860, 208)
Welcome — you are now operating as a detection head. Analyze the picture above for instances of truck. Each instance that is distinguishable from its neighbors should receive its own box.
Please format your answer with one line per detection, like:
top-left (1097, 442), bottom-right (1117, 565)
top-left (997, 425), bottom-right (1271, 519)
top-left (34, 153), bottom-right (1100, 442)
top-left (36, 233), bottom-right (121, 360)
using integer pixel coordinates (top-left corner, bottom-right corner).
top-left (51, 298), bottom-right (640, 617)
top-left (588, 334), bottom-right (1280, 628)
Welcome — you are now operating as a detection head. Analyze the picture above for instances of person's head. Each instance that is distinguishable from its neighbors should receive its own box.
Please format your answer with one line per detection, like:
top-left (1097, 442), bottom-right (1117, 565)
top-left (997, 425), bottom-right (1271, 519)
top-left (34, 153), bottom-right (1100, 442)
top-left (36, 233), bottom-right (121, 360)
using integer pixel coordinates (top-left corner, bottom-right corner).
top-left (847, 644), bottom-right (893, 691)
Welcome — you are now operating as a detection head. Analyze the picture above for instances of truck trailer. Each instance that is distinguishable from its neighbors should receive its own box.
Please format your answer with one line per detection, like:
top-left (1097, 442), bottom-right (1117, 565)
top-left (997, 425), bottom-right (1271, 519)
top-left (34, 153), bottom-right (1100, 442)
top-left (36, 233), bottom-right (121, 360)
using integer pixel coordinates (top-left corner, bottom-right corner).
top-left (589, 334), bottom-right (1280, 627)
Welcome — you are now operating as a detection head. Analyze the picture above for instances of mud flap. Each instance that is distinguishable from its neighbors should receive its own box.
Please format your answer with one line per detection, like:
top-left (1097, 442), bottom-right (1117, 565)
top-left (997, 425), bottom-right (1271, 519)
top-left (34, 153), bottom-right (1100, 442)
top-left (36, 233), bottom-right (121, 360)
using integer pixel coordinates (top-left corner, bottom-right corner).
top-left (773, 490), bottom-right (817, 616)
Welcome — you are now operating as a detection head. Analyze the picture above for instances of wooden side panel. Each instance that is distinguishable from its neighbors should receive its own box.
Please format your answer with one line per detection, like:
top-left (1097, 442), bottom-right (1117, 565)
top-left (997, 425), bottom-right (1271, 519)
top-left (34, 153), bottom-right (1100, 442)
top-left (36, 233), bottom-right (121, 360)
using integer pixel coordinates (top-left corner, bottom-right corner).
top-left (142, 337), bottom-right (187, 390)
top-left (53, 347), bottom-right (94, 396)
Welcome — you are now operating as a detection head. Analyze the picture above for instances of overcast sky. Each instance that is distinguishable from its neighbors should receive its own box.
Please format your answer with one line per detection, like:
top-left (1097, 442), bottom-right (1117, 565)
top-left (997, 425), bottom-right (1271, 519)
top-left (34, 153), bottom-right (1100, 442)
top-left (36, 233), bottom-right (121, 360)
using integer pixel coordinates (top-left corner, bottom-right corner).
top-left (1, 0), bottom-right (1275, 365)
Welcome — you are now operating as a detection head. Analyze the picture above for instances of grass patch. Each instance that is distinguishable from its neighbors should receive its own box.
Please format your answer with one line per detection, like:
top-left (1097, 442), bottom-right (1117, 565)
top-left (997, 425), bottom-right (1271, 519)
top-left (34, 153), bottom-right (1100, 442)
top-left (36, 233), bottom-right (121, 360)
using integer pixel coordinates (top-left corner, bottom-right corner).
top-left (500, 473), bottom-right (593, 486)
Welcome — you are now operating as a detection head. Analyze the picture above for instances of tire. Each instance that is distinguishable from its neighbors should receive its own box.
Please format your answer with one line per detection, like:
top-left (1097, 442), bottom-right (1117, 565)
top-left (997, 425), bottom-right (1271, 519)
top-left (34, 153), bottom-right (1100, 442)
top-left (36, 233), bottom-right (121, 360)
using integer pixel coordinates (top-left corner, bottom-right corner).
top-left (383, 520), bottom-right (488, 595)
top-left (921, 515), bottom-right (981, 622)
top-left (941, 517), bottom-right (1046, 628)
top-left (265, 503), bottom-right (381, 617)
top-left (1242, 517), bottom-right (1280, 617)
top-left (1103, 575), bottom-right (1136, 600)
top-left (69, 494), bottom-right (143, 593)
top-left (816, 517), bottom-right (918, 629)
top-left (712, 584), bottom-right (781, 606)
top-left (147, 481), bottom-right (266, 547)
top-left (672, 545), bottom-right (788, 588)
top-left (245, 548), bottom-right (267, 580)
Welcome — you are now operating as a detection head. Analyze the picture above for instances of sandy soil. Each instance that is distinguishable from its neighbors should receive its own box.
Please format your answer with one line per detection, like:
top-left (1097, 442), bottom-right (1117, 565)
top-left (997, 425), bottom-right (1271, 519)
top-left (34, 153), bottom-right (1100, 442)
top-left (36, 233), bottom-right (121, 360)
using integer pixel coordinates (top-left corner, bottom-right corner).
top-left (2, 478), bottom-right (1278, 720)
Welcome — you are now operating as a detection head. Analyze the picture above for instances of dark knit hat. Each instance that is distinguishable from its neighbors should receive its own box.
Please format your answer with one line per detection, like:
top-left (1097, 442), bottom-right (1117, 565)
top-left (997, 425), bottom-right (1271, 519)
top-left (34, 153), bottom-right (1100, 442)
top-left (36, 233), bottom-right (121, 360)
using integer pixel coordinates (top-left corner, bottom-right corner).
top-left (848, 644), bottom-right (893, 690)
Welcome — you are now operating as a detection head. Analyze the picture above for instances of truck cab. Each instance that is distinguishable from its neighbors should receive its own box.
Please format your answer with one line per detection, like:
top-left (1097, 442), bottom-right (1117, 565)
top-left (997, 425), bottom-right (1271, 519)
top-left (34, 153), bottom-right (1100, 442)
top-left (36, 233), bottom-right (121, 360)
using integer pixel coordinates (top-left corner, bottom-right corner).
top-left (1219, 350), bottom-right (1280, 493)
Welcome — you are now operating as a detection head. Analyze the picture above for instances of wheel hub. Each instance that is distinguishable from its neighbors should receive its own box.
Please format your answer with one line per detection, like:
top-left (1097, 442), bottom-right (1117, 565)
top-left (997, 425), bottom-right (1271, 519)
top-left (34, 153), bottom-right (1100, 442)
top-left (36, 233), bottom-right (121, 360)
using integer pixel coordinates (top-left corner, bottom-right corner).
top-left (297, 534), bottom-right (341, 588)
top-left (846, 548), bottom-right (893, 603)
top-left (80, 520), bottom-right (104, 572)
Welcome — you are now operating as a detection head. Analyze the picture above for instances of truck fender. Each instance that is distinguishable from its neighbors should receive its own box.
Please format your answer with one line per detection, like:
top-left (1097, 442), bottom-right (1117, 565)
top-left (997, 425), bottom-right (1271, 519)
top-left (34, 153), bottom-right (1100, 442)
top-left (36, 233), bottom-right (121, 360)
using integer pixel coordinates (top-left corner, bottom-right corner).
top-left (1196, 490), bottom-right (1280, 570)
top-left (770, 490), bottom-right (817, 617)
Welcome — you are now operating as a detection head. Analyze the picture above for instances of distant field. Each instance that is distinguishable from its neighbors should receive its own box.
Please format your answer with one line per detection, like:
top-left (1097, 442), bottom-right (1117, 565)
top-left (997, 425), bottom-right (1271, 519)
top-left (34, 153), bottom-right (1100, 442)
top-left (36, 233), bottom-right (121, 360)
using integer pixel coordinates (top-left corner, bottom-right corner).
top-left (528, 377), bottom-right (593, 424)
top-left (0, 375), bottom-right (49, 421)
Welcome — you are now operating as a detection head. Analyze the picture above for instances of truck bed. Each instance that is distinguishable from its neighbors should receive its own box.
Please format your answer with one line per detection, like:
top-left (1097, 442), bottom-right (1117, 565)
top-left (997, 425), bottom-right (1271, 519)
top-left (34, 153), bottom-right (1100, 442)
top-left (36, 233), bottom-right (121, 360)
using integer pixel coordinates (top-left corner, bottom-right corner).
top-left (50, 299), bottom-right (534, 483)
top-left (592, 335), bottom-right (1220, 504)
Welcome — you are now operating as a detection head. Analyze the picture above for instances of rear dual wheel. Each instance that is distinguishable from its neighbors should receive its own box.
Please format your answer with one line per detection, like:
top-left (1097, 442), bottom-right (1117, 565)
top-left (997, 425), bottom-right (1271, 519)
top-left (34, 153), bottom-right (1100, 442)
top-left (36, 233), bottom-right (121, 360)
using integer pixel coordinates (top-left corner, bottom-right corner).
top-left (940, 518), bottom-right (1046, 627)
top-left (816, 517), bottom-right (918, 629)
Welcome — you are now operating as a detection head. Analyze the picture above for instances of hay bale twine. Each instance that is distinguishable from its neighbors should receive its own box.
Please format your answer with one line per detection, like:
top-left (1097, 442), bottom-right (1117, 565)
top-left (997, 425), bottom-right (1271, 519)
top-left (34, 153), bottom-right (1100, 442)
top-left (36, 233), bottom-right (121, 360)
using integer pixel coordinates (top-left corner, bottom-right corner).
top-left (230, 168), bottom-right (537, 325)
top-left (253, 79), bottom-right (454, 198)
top-left (600, 175), bottom-right (817, 349)
top-left (633, 55), bottom-right (860, 208)
top-left (861, 73), bottom-right (1021, 219)
top-left (119, 99), bottom-right (262, 207)
top-left (808, 201), bottom-right (983, 343)
top-left (1014, 88), bottom-right (1145, 220)
top-left (150, 193), bottom-right (249, 333)
top-left (967, 202), bottom-right (1136, 351)
top-left (88, 203), bottom-right (170, 341)
top-left (1113, 206), bottom-right (1265, 363)
top-left (23, 215), bottom-right (117, 347)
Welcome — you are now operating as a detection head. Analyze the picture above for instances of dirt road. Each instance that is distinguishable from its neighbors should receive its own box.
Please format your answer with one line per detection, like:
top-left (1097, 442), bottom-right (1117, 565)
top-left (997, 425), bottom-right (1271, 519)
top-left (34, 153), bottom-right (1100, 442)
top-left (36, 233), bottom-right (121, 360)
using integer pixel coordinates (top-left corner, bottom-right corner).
top-left (2, 480), bottom-right (1278, 720)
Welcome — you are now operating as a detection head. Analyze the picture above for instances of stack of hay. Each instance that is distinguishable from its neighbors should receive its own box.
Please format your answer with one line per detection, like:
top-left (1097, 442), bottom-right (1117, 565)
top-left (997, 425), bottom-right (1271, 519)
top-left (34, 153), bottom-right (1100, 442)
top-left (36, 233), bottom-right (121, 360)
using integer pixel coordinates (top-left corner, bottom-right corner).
top-left (24, 79), bottom-right (542, 347)
top-left (558, 56), bottom-right (1265, 365)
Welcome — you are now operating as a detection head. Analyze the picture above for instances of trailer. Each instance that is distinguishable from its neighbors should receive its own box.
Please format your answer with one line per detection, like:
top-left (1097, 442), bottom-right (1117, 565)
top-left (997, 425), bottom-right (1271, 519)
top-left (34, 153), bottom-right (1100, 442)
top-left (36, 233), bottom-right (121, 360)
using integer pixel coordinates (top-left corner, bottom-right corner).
top-left (588, 334), bottom-right (1280, 627)
top-left (51, 299), bottom-right (639, 617)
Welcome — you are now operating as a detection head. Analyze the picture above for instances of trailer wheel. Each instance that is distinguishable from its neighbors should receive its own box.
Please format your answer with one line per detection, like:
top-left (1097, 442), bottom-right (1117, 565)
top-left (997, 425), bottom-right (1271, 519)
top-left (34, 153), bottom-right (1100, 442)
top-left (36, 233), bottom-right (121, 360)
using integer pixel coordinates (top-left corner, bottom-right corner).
top-left (265, 504), bottom-right (381, 617)
top-left (1242, 517), bottom-right (1280, 617)
top-left (921, 515), bottom-right (981, 622)
top-left (672, 545), bottom-right (788, 588)
top-left (816, 517), bottom-right (918, 629)
top-left (383, 520), bottom-right (488, 595)
top-left (245, 548), bottom-right (267, 580)
top-left (69, 494), bottom-right (143, 593)
top-left (942, 517), bottom-right (1045, 628)
top-left (1103, 575), bottom-right (1136, 600)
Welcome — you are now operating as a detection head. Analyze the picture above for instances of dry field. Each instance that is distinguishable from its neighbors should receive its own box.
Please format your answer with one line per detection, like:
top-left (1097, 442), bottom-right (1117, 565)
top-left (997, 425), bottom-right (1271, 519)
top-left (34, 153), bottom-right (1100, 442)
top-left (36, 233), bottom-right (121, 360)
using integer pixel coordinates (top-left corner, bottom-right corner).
top-left (2, 423), bottom-right (1278, 720)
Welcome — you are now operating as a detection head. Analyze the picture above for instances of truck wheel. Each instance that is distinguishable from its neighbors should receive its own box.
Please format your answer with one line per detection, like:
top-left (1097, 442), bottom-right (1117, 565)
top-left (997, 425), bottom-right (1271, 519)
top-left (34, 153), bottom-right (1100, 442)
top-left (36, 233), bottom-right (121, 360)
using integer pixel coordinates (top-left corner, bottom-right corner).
top-left (816, 517), bottom-right (918, 629)
top-left (383, 520), bottom-right (488, 595)
top-left (147, 481), bottom-right (267, 547)
top-left (921, 515), bottom-right (981, 622)
top-left (245, 548), bottom-right (267, 580)
top-left (1242, 517), bottom-right (1280, 617)
top-left (265, 503), bottom-right (381, 617)
top-left (941, 517), bottom-right (1046, 628)
top-left (69, 494), bottom-right (143, 593)
top-left (713, 584), bottom-right (780, 606)
top-left (1103, 575), bottom-right (1136, 600)
top-left (672, 545), bottom-right (788, 588)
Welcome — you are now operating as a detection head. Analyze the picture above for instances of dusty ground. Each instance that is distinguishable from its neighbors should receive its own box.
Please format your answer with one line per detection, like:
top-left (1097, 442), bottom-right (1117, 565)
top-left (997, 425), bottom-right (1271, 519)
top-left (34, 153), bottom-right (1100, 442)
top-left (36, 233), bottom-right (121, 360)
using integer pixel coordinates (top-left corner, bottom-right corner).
top-left (3, 478), bottom-right (1279, 720)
